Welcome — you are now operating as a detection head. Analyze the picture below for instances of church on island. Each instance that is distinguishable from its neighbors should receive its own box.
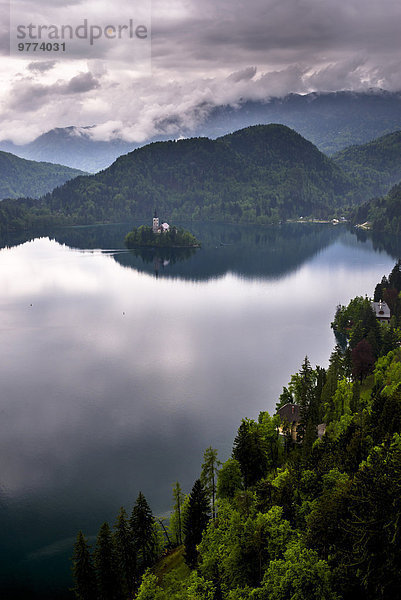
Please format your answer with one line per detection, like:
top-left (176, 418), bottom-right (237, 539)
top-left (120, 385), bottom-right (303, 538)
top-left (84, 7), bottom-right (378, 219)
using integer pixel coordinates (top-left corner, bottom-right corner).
top-left (152, 210), bottom-right (170, 234)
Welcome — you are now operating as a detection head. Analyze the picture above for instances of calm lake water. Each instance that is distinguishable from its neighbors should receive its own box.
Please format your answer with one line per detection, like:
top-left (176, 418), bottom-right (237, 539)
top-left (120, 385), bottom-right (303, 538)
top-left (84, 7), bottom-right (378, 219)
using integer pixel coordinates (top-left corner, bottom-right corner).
top-left (0, 222), bottom-right (399, 598)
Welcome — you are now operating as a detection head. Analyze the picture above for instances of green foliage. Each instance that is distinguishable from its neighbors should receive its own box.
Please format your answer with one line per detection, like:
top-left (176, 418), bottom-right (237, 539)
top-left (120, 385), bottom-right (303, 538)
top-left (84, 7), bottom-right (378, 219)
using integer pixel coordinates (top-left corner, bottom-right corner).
top-left (200, 447), bottom-right (221, 520)
top-left (3, 125), bottom-right (360, 232)
top-left (198, 501), bottom-right (295, 593)
top-left (113, 507), bottom-right (136, 596)
top-left (71, 531), bottom-right (98, 600)
top-left (72, 264), bottom-right (401, 600)
top-left (0, 150), bottom-right (85, 200)
top-left (352, 182), bottom-right (401, 235)
top-left (333, 130), bottom-right (401, 200)
top-left (342, 435), bottom-right (401, 599)
top-left (217, 458), bottom-right (244, 500)
top-left (170, 482), bottom-right (185, 546)
top-left (135, 570), bottom-right (166, 600)
top-left (125, 225), bottom-right (200, 248)
top-left (232, 419), bottom-right (269, 488)
top-left (255, 540), bottom-right (339, 600)
top-left (184, 479), bottom-right (210, 568)
top-left (130, 492), bottom-right (159, 577)
top-left (94, 522), bottom-right (122, 600)
top-left (185, 572), bottom-right (216, 600)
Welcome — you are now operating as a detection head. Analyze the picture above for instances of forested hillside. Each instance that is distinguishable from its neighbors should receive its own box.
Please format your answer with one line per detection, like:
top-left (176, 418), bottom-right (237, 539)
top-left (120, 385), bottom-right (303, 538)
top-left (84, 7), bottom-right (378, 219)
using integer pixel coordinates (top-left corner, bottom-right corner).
top-left (0, 151), bottom-right (85, 199)
top-left (41, 125), bottom-right (356, 226)
top-left (351, 182), bottom-right (401, 235)
top-left (333, 130), bottom-right (401, 200)
top-left (72, 261), bottom-right (401, 600)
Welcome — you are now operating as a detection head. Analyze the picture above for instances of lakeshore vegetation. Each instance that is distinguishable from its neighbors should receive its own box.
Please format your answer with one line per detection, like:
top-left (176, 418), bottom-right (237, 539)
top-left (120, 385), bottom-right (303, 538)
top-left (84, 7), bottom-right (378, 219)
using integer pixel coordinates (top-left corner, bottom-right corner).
top-left (4, 123), bottom-right (401, 234)
top-left (72, 261), bottom-right (401, 600)
top-left (124, 225), bottom-right (200, 248)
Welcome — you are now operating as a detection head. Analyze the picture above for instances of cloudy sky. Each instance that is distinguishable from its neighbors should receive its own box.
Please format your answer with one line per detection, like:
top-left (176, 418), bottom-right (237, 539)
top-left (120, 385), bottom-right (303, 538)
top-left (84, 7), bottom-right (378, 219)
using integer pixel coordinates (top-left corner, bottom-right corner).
top-left (1, 0), bottom-right (401, 144)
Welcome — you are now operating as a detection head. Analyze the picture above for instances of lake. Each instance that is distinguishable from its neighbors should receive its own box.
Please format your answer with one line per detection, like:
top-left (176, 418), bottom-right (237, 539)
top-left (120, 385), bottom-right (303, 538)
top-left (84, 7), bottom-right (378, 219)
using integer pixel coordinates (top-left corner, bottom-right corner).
top-left (0, 222), bottom-right (398, 598)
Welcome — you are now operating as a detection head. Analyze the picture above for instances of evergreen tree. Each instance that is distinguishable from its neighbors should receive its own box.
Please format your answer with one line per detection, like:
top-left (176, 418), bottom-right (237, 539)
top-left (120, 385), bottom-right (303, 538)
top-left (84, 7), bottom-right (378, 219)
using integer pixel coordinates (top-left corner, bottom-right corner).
top-left (71, 531), bottom-right (98, 600)
top-left (184, 479), bottom-right (210, 568)
top-left (295, 356), bottom-right (316, 445)
top-left (171, 481), bottom-right (185, 546)
top-left (388, 259), bottom-right (401, 292)
top-left (113, 507), bottom-right (136, 597)
top-left (217, 458), bottom-right (244, 500)
top-left (130, 492), bottom-right (157, 578)
top-left (200, 447), bottom-right (221, 520)
top-left (232, 418), bottom-right (267, 488)
top-left (94, 522), bottom-right (121, 600)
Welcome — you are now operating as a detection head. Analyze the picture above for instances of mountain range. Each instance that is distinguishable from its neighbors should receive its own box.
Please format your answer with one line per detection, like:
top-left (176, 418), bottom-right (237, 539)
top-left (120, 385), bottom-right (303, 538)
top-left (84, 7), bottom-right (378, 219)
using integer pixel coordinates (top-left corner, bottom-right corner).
top-left (30, 124), bottom-right (357, 227)
top-left (333, 130), bottom-right (401, 199)
top-left (0, 151), bottom-right (85, 199)
top-left (2, 89), bottom-right (401, 172)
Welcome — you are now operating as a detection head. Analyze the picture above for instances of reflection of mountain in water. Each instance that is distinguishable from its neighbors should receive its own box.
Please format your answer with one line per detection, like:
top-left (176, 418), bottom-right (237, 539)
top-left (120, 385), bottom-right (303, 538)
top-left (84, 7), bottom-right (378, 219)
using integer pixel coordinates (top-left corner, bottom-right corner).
top-left (0, 222), bottom-right (347, 281)
top-left (114, 223), bottom-right (343, 281)
top-left (66, 222), bottom-right (345, 280)
top-left (351, 228), bottom-right (401, 261)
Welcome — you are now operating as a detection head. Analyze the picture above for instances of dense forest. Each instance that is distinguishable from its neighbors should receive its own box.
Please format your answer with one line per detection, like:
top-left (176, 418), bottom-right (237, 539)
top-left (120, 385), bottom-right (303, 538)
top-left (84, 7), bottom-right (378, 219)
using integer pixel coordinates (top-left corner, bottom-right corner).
top-left (351, 182), bottom-right (401, 235)
top-left (6, 123), bottom-right (401, 234)
top-left (332, 130), bottom-right (401, 199)
top-left (0, 125), bottom-right (361, 233)
top-left (44, 125), bottom-right (356, 225)
top-left (0, 151), bottom-right (85, 199)
top-left (72, 261), bottom-right (401, 600)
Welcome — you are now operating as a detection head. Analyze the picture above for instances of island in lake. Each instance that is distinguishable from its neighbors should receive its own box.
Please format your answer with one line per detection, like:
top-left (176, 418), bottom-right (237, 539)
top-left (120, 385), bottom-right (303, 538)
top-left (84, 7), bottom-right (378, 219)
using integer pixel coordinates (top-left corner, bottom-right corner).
top-left (125, 211), bottom-right (201, 248)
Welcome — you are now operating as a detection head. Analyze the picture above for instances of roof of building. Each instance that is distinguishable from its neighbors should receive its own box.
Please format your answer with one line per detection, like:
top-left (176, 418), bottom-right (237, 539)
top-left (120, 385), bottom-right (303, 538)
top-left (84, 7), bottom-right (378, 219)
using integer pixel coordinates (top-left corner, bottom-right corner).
top-left (277, 403), bottom-right (301, 423)
top-left (371, 300), bottom-right (391, 319)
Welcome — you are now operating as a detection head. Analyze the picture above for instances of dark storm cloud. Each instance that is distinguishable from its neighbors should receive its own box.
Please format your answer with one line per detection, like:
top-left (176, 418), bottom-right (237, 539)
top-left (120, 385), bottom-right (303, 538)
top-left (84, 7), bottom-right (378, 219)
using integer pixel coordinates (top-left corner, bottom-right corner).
top-left (151, 0), bottom-right (401, 81)
top-left (3, 0), bottom-right (401, 143)
top-left (27, 60), bottom-right (57, 73)
top-left (9, 71), bottom-right (100, 111)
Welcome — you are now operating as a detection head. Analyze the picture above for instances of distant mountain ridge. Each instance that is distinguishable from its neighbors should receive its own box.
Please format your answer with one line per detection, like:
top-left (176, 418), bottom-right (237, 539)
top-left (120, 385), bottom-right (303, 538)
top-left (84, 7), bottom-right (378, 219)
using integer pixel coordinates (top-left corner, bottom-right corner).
top-left (3, 89), bottom-right (401, 172)
top-left (39, 124), bottom-right (356, 226)
top-left (333, 130), bottom-right (401, 200)
top-left (0, 151), bottom-right (86, 200)
top-left (0, 127), bottom-right (133, 174)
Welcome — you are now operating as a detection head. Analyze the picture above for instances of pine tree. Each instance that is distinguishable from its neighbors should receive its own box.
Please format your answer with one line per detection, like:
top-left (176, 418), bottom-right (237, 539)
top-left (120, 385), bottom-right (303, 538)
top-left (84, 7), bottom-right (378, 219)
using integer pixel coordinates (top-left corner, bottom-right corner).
top-left (113, 507), bottom-right (136, 598)
top-left (130, 492), bottom-right (157, 578)
top-left (171, 482), bottom-right (185, 546)
top-left (200, 447), bottom-right (221, 520)
top-left (71, 531), bottom-right (97, 600)
top-left (94, 522), bottom-right (121, 600)
top-left (184, 479), bottom-right (210, 568)
top-left (295, 356), bottom-right (315, 445)
top-left (232, 418), bottom-right (267, 488)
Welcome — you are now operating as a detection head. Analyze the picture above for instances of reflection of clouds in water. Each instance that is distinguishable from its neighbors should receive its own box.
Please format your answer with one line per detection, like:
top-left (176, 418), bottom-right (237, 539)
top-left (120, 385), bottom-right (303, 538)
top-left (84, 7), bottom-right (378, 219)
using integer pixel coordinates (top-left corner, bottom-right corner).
top-left (0, 235), bottom-right (396, 506)
top-left (0, 231), bottom-right (398, 597)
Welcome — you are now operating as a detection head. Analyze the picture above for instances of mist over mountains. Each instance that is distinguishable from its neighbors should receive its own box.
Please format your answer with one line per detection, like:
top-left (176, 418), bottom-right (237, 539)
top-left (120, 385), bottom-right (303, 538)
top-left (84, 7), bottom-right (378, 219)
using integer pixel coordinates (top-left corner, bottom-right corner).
top-left (2, 89), bottom-right (401, 172)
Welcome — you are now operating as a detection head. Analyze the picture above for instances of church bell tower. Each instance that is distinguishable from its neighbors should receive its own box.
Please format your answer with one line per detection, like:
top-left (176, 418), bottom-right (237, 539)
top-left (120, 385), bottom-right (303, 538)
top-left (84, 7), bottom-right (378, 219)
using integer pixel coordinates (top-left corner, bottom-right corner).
top-left (152, 209), bottom-right (159, 233)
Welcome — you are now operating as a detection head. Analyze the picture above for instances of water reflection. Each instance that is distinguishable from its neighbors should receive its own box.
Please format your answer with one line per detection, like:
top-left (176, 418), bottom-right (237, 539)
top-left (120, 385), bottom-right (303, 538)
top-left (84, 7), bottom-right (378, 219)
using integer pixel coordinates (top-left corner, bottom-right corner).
top-left (0, 224), bottom-right (398, 599)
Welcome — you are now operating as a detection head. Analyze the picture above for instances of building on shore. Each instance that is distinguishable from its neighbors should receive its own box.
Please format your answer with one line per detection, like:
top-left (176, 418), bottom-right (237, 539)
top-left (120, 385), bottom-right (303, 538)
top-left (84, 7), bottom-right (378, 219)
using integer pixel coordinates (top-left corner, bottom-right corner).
top-left (371, 300), bottom-right (391, 323)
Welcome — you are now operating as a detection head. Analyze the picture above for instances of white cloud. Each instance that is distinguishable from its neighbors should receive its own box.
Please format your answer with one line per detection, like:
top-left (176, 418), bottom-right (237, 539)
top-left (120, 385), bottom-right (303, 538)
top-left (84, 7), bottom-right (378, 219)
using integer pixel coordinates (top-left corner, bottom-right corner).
top-left (0, 0), bottom-right (401, 143)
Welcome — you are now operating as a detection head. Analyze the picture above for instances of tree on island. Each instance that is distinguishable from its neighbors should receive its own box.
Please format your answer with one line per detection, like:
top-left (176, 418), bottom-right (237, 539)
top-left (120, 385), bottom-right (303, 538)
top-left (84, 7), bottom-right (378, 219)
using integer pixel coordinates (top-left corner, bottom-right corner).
top-left (125, 225), bottom-right (200, 248)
